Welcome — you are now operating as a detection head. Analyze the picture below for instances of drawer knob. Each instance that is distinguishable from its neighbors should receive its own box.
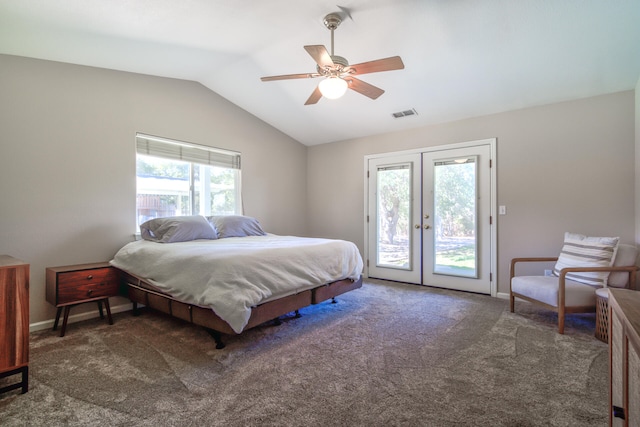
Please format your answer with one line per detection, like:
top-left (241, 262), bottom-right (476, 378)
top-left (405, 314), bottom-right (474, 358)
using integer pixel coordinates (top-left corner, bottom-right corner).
top-left (87, 290), bottom-right (93, 296)
top-left (87, 275), bottom-right (93, 280)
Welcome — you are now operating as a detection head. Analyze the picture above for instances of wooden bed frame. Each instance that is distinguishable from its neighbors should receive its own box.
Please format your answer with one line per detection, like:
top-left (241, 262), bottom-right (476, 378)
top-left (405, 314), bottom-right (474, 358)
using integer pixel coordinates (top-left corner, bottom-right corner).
top-left (116, 268), bottom-right (363, 349)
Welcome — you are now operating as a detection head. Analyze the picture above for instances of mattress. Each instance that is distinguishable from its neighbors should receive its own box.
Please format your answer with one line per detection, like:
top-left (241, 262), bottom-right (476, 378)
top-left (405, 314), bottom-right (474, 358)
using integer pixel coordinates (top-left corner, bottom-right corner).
top-left (110, 234), bottom-right (363, 333)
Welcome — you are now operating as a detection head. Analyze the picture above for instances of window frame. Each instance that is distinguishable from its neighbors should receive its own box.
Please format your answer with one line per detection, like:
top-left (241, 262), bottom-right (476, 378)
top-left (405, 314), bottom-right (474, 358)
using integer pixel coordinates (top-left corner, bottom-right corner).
top-left (135, 133), bottom-right (242, 227)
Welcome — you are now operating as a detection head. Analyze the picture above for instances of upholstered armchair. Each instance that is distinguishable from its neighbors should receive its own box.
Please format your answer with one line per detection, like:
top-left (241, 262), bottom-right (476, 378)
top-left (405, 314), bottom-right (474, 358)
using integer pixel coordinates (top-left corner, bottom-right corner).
top-left (510, 233), bottom-right (638, 334)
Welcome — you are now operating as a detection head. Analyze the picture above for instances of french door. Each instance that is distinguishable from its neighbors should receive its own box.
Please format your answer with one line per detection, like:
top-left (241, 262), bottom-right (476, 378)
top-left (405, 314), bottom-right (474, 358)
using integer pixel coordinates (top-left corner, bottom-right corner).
top-left (366, 140), bottom-right (495, 295)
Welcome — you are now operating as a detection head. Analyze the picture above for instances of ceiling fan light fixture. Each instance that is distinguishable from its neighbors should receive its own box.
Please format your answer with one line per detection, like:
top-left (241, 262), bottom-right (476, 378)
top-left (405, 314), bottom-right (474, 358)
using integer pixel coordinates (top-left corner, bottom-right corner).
top-left (260, 11), bottom-right (404, 105)
top-left (318, 77), bottom-right (348, 99)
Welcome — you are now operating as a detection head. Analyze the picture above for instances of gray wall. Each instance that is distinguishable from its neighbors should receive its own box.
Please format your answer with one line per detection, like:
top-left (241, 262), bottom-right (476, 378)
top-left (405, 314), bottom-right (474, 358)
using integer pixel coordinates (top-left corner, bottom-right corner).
top-left (307, 91), bottom-right (636, 296)
top-left (1, 52), bottom-right (637, 326)
top-left (0, 54), bottom-right (308, 325)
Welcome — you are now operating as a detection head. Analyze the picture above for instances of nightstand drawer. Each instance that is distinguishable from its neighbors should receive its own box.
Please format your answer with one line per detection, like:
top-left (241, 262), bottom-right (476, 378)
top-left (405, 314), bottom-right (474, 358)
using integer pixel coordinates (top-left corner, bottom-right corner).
top-left (57, 274), bottom-right (119, 304)
top-left (57, 267), bottom-right (118, 288)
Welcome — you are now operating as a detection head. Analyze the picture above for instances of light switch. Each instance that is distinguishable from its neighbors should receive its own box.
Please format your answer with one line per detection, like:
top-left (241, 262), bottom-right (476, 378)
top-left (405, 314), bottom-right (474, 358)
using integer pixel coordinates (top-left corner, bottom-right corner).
top-left (499, 205), bottom-right (506, 215)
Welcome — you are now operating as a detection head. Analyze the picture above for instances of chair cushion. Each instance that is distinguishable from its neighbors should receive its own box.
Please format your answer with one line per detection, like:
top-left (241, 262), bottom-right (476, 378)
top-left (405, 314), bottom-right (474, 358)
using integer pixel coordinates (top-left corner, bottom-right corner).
top-left (512, 276), bottom-right (599, 308)
top-left (553, 232), bottom-right (619, 286)
top-left (608, 243), bottom-right (638, 288)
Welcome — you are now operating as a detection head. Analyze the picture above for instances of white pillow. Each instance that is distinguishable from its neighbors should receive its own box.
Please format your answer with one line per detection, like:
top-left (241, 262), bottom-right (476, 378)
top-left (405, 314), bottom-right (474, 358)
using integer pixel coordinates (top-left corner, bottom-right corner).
top-left (207, 215), bottom-right (266, 238)
top-left (140, 215), bottom-right (218, 243)
top-left (553, 232), bottom-right (619, 286)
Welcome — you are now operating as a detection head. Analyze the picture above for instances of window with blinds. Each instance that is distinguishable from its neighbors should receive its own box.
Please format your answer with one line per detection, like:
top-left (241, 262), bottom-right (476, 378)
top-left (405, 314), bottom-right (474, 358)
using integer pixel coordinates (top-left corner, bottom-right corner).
top-left (135, 133), bottom-right (242, 227)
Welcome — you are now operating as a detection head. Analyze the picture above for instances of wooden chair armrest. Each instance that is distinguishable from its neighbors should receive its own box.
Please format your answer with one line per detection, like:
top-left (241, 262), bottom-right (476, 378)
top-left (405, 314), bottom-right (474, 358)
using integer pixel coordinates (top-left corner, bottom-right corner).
top-left (558, 265), bottom-right (639, 291)
top-left (557, 265), bottom-right (638, 274)
top-left (510, 257), bottom-right (558, 280)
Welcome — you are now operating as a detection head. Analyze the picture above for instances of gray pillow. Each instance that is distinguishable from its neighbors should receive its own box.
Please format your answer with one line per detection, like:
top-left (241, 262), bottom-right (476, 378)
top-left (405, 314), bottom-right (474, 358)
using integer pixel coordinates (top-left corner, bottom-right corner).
top-left (207, 215), bottom-right (266, 238)
top-left (140, 215), bottom-right (218, 243)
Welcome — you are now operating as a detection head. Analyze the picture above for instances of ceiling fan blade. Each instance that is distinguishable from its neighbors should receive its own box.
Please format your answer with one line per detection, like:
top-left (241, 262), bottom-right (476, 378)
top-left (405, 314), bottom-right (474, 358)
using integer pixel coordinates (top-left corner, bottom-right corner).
top-left (345, 56), bottom-right (404, 75)
top-left (346, 77), bottom-right (385, 100)
top-left (304, 86), bottom-right (323, 105)
top-left (304, 45), bottom-right (334, 68)
top-left (261, 72), bottom-right (320, 81)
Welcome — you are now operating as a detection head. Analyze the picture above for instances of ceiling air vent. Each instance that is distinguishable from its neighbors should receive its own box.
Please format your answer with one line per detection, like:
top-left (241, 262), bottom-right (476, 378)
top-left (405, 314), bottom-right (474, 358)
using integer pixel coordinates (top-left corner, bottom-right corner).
top-left (392, 108), bottom-right (418, 119)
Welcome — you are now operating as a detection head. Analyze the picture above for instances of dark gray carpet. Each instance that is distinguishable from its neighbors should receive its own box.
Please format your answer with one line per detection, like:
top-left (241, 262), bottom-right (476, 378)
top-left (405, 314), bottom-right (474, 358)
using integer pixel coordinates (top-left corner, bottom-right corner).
top-left (0, 279), bottom-right (608, 426)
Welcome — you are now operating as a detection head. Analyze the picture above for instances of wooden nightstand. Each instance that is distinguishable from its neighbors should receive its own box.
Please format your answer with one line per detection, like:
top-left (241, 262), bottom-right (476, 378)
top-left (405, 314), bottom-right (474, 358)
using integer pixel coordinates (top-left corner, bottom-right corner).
top-left (46, 262), bottom-right (119, 337)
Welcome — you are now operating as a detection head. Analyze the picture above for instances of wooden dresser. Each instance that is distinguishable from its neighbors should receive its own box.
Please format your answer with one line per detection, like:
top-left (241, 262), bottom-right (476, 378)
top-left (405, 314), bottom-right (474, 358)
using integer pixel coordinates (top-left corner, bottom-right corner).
top-left (609, 288), bottom-right (640, 426)
top-left (0, 255), bottom-right (29, 395)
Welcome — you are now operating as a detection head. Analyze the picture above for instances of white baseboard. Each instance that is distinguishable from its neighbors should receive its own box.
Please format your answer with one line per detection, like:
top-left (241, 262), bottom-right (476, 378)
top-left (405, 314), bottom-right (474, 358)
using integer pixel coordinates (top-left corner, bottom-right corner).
top-left (496, 292), bottom-right (510, 300)
top-left (29, 302), bottom-right (134, 333)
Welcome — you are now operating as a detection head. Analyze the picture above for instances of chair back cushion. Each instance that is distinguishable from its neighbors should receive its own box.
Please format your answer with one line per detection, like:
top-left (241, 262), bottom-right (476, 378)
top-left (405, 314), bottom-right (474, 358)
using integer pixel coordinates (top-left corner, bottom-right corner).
top-left (553, 232), bottom-right (619, 286)
top-left (608, 243), bottom-right (638, 288)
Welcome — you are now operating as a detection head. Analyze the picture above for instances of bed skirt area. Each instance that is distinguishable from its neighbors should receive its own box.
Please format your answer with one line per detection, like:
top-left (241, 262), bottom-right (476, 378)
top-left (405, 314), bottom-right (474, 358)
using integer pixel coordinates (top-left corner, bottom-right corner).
top-left (116, 268), bottom-right (363, 348)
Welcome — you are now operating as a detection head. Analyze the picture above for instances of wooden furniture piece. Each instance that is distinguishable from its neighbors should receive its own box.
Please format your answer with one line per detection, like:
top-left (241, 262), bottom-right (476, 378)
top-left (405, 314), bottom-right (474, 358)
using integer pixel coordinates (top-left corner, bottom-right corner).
top-left (510, 243), bottom-right (638, 334)
top-left (0, 255), bottom-right (29, 396)
top-left (119, 268), bottom-right (362, 349)
top-left (46, 262), bottom-right (119, 337)
top-left (596, 288), bottom-right (610, 343)
top-left (609, 288), bottom-right (640, 426)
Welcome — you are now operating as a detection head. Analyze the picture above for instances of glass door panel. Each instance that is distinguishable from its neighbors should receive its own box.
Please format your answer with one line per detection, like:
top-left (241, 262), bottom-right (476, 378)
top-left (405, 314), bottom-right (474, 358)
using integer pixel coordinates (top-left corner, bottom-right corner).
top-left (376, 164), bottom-right (412, 270)
top-left (433, 157), bottom-right (478, 278)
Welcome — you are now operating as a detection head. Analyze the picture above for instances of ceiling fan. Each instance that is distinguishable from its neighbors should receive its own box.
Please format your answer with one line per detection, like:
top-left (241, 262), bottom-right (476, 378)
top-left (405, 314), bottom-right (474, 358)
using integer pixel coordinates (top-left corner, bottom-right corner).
top-left (260, 12), bottom-right (405, 105)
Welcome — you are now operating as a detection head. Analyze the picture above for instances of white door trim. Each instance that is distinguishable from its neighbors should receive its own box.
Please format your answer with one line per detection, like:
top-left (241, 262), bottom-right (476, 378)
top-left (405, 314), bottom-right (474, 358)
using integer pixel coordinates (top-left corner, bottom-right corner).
top-left (363, 138), bottom-right (498, 297)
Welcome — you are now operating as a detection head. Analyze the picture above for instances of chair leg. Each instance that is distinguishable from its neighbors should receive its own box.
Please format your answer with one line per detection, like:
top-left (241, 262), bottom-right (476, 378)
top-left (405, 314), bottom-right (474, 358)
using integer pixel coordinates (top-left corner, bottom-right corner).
top-left (558, 308), bottom-right (565, 334)
top-left (510, 293), bottom-right (515, 312)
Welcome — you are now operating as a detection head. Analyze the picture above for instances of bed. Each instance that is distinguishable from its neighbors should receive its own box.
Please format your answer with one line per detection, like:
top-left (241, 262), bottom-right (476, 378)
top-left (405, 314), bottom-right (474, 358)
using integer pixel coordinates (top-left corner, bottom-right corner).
top-left (110, 215), bottom-right (364, 348)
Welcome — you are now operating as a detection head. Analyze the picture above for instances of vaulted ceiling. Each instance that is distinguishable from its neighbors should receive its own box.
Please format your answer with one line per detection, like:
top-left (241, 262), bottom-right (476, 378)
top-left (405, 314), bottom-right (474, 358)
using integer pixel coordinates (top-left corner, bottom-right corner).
top-left (1, 0), bottom-right (639, 146)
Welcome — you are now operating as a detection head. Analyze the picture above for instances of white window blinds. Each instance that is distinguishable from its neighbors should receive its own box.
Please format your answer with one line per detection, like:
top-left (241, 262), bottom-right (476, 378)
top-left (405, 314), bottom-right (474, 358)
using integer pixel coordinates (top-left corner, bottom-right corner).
top-left (136, 133), bottom-right (241, 169)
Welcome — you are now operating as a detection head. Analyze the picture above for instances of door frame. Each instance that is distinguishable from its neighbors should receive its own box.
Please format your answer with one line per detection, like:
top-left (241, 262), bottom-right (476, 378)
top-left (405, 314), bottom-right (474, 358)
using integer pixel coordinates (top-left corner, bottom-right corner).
top-left (363, 138), bottom-right (498, 297)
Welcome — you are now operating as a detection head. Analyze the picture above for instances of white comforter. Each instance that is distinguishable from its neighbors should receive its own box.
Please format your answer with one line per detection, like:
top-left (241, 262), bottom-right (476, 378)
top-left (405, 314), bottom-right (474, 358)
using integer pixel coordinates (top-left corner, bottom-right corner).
top-left (110, 234), bottom-right (363, 333)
